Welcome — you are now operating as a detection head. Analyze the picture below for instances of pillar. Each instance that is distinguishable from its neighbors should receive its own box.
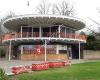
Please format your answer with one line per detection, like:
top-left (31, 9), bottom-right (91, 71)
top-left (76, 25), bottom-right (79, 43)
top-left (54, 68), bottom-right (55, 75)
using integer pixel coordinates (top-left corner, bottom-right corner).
top-left (44, 40), bottom-right (47, 62)
top-left (56, 45), bottom-right (59, 54)
top-left (66, 45), bottom-right (69, 59)
top-left (49, 27), bottom-right (51, 37)
top-left (21, 45), bottom-right (23, 55)
top-left (65, 27), bottom-right (66, 38)
top-left (32, 27), bottom-right (33, 37)
top-left (21, 26), bottom-right (22, 38)
top-left (79, 41), bottom-right (81, 60)
top-left (58, 25), bottom-right (61, 38)
top-left (8, 41), bottom-right (11, 61)
top-left (68, 45), bottom-right (72, 59)
top-left (39, 26), bottom-right (42, 37)
top-left (15, 32), bottom-right (17, 40)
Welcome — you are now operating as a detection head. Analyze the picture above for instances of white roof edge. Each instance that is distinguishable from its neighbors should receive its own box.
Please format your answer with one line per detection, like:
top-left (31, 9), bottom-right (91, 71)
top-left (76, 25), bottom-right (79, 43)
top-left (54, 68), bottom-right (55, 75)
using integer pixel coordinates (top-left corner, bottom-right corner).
top-left (2, 14), bottom-right (85, 26)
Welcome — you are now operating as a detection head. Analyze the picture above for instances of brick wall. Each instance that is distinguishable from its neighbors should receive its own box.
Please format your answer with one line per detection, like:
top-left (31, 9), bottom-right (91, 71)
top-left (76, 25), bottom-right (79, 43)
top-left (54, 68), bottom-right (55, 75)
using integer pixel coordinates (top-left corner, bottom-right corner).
top-left (20, 53), bottom-right (68, 61)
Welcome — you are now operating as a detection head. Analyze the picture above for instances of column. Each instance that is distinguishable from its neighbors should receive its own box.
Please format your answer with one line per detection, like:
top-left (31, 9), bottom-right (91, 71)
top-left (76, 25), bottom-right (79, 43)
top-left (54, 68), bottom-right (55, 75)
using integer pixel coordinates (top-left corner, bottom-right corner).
top-left (50, 27), bottom-right (51, 37)
top-left (15, 32), bottom-right (17, 40)
top-left (73, 29), bottom-right (76, 39)
top-left (70, 46), bottom-right (72, 59)
top-left (39, 26), bottom-right (42, 37)
top-left (27, 27), bottom-right (29, 38)
top-left (21, 26), bottom-right (22, 38)
top-left (8, 41), bottom-right (11, 61)
top-left (66, 45), bottom-right (69, 59)
top-left (68, 45), bottom-right (72, 59)
top-left (66, 27), bottom-right (69, 38)
top-left (69, 28), bottom-right (71, 38)
top-left (75, 31), bottom-right (76, 39)
top-left (44, 40), bottom-right (47, 62)
top-left (56, 45), bottom-right (59, 54)
top-left (79, 41), bottom-right (81, 60)
top-left (65, 27), bottom-right (66, 38)
top-left (21, 45), bottom-right (23, 55)
top-left (58, 25), bottom-right (61, 38)
top-left (32, 27), bottom-right (33, 37)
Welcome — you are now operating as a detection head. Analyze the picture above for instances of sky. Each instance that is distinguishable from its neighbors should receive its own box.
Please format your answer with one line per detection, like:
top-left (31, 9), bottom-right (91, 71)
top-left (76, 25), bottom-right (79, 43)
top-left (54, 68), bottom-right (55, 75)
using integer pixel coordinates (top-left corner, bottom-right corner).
top-left (0, 0), bottom-right (100, 31)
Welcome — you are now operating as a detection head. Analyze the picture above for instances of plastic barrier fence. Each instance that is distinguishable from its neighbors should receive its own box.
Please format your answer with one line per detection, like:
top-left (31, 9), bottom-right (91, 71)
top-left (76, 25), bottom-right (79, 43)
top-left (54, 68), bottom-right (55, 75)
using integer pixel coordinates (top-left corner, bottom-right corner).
top-left (32, 63), bottom-right (49, 71)
top-left (11, 61), bottom-right (71, 74)
top-left (12, 66), bottom-right (31, 74)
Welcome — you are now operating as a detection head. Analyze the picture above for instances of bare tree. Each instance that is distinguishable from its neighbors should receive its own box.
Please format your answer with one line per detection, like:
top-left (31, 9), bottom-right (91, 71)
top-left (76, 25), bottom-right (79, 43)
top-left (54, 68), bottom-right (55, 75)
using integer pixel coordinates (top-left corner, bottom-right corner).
top-left (36, 0), bottom-right (51, 14)
top-left (0, 11), bottom-right (16, 35)
top-left (53, 0), bottom-right (75, 16)
top-left (3, 11), bottom-right (16, 20)
top-left (36, 0), bottom-right (75, 16)
top-left (88, 9), bottom-right (100, 33)
top-left (0, 20), bottom-right (3, 36)
top-left (51, 4), bottom-right (56, 15)
top-left (88, 17), bottom-right (100, 37)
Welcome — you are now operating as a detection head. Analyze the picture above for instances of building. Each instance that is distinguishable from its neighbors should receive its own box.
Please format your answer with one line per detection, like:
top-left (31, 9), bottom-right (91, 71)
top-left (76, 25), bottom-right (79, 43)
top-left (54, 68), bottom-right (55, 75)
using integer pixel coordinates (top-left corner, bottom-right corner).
top-left (2, 15), bottom-right (86, 61)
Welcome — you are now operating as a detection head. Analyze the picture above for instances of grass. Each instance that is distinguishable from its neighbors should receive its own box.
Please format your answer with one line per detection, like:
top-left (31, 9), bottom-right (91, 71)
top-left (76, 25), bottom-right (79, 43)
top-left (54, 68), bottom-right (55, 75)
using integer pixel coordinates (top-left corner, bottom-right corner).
top-left (9, 61), bottom-right (100, 80)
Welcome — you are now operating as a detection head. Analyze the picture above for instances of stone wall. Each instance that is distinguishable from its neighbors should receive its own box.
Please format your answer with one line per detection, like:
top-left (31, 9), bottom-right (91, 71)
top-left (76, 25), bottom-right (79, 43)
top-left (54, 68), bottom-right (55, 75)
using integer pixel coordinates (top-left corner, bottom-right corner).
top-left (84, 50), bottom-right (100, 60)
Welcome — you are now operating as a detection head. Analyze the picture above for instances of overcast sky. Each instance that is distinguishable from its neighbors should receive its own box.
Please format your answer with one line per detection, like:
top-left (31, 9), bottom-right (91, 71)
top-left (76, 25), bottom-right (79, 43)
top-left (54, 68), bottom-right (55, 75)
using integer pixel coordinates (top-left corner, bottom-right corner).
top-left (0, 0), bottom-right (100, 31)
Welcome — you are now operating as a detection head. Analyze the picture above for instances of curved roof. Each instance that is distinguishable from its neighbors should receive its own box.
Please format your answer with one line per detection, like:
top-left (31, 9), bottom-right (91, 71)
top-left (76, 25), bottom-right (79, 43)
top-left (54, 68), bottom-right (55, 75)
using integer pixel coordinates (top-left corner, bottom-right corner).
top-left (2, 14), bottom-right (85, 31)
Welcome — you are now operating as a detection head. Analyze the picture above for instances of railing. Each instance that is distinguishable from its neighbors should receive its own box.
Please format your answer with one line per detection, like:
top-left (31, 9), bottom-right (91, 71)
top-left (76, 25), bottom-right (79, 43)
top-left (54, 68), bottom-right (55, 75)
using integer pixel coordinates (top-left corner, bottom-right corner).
top-left (2, 32), bottom-right (87, 41)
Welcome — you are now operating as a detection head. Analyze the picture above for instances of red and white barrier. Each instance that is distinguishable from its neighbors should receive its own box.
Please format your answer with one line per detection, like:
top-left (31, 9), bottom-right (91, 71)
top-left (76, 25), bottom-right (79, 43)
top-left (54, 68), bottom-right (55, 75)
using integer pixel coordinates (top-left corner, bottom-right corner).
top-left (62, 60), bottom-right (71, 66)
top-left (49, 62), bottom-right (63, 68)
top-left (49, 60), bottom-right (71, 68)
top-left (11, 60), bottom-right (71, 75)
top-left (12, 65), bottom-right (31, 74)
top-left (32, 63), bottom-right (49, 71)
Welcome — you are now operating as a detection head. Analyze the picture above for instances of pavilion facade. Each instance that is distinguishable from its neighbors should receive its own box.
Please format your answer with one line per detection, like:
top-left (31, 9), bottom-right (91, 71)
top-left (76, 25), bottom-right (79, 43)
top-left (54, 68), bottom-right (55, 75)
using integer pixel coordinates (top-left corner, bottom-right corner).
top-left (2, 15), bottom-right (86, 61)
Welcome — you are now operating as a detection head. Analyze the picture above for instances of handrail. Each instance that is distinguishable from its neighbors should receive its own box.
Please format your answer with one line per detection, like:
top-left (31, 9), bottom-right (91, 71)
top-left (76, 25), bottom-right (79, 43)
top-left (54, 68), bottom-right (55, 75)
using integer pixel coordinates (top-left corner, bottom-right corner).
top-left (2, 32), bottom-right (87, 41)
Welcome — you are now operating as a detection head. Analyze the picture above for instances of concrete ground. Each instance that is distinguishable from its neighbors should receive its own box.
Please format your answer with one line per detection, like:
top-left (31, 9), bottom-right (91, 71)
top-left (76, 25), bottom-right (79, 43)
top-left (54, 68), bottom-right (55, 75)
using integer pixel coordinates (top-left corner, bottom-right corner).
top-left (0, 59), bottom-right (93, 75)
top-left (0, 60), bottom-right (45, 75)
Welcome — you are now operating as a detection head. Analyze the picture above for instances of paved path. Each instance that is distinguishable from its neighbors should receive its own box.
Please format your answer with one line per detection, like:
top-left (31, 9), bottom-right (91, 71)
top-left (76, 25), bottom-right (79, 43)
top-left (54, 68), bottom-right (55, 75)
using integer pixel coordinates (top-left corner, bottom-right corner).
top-left (71, 59), bottom-right (88, 64)
top-left (0, 59), bottom-right (98, 75)
top-left (0, 60), bottom-right (45, 75)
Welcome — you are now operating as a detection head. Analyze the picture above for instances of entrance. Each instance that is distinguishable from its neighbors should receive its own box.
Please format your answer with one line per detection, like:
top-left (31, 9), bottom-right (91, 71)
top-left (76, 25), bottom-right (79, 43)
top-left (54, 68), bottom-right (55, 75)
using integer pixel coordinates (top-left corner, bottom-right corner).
top-left (71, 44), bottom-right (84, 59)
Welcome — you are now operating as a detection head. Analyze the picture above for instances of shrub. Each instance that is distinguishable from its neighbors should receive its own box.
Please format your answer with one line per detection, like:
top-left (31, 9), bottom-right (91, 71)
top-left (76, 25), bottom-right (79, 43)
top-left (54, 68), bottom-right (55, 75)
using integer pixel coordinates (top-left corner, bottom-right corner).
top-left (0, 46), bottom-right (6, 58)
top-left (85, 35), bottom-right (100, 50)
top-left (0, 68), bottom-right (8, 80)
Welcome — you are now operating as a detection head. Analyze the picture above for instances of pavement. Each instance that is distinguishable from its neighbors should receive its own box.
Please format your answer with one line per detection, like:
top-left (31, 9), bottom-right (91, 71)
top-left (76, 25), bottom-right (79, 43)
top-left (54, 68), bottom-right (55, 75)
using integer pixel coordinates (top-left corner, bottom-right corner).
top-left (0, 59), bottom-right (95, 75)
top-left (0, 60), bottom-right (45, 75)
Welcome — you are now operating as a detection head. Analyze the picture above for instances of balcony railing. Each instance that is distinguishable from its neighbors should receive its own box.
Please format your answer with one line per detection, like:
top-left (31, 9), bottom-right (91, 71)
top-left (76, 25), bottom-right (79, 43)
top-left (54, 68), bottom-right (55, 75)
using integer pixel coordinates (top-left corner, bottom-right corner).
top-left (2, 32), bottom-right (87, 41)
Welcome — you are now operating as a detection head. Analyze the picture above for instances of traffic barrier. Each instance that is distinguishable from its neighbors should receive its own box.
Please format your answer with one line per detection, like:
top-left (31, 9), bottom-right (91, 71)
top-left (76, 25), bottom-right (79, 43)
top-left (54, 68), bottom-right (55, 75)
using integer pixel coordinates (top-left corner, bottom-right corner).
top-left (32, 63), bottom-right (49, 71)
top-left (11, 61), bottom-right (71, 75)
top-left (49, 61), bottom-right (63, 68)
top-left (12, 65), bottom-right (31, 74)
top-left (62, 60), bottom-right (71, 66)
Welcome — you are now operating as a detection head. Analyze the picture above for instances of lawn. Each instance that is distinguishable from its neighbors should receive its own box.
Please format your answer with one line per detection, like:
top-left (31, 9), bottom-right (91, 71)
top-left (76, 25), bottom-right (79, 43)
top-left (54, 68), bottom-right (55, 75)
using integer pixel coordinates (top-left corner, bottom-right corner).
top-left (9, 61), bottom-right (100, 80)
